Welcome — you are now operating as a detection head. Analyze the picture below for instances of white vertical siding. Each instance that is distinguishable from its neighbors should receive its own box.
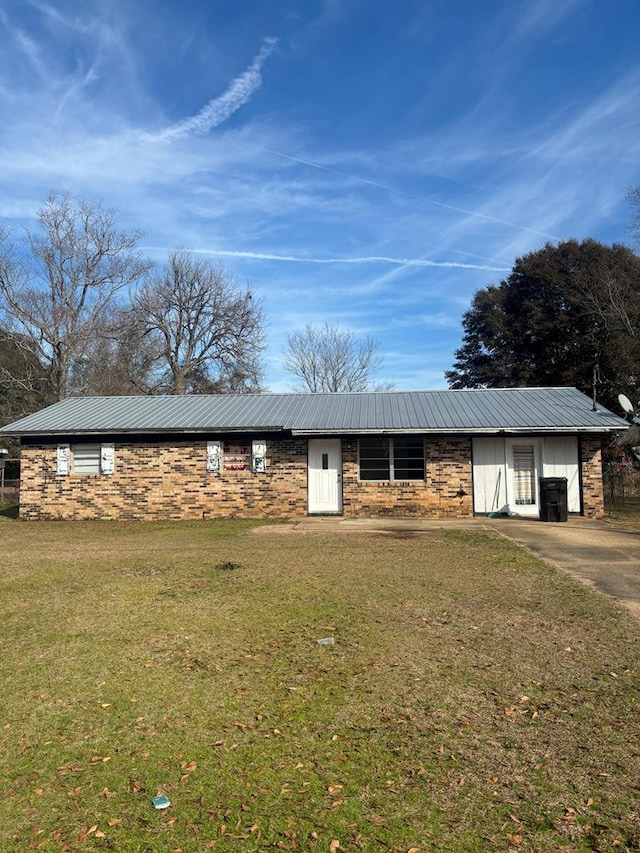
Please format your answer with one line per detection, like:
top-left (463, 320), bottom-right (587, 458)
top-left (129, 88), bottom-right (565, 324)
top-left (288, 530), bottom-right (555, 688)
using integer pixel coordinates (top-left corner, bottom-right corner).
top-left (542, 436), bottom-right (580, 512)
top-left (472, 438), bottom-right (507, 514)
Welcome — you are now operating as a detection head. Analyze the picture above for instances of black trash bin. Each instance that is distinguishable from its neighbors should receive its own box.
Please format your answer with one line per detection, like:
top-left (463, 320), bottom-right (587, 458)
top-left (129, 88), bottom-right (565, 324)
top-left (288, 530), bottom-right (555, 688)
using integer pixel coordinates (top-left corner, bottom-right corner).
top-left (539, 477), bottom-right (568, 522)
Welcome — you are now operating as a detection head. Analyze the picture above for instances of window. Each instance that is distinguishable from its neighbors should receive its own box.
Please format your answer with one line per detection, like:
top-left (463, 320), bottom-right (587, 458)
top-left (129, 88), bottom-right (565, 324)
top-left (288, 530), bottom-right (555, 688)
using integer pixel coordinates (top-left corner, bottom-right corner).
top-left (57, 444), bottom-right (115, 475)
top-left (512, 445), bottom-right (536, 505)
top-left (73, 444), bottom-right (101, 474)
top-left (223, 441), bottom-right (251, 471)
top-left (359, 437), bottom-right (425, 481)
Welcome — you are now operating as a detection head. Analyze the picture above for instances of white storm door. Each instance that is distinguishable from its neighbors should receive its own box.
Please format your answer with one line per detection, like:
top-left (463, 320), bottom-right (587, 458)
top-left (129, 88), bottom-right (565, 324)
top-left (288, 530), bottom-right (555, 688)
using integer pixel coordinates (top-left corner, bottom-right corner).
top-left (507, 440), bottom-right (540, 517)
top-left (308, 439), bottom-right (342, 514)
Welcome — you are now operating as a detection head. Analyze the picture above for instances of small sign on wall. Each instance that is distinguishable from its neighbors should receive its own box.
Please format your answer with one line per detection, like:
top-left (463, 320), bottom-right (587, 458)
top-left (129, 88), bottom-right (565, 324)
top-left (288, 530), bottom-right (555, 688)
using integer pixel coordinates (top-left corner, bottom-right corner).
top-left (223, 441), bottom-right (250, 471)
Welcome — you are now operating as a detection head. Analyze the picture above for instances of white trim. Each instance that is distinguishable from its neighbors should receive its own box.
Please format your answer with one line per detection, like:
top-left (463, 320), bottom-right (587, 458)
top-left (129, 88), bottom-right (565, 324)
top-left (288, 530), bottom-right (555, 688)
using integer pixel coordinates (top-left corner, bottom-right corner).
top-left (100, 444), bottom-right (115, 475)
top-left (206, 441), bottom-right (222, 473)
top-left (57, 444), bottom-right (70, 476)
top-left (252, 440), bottom-right (267, 473)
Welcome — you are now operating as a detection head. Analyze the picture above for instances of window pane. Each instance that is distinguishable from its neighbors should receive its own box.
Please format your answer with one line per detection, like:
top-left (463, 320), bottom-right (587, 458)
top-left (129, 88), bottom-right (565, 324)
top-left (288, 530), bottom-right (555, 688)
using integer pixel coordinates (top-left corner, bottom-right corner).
top-left (359, 437), bottom-right (390, 480)
top-left (73, 444), bottom-right (101, 474)
top-left (393, 437), bottom-right (425, 480)
top-left (513, 445), bottom-right (536, 505)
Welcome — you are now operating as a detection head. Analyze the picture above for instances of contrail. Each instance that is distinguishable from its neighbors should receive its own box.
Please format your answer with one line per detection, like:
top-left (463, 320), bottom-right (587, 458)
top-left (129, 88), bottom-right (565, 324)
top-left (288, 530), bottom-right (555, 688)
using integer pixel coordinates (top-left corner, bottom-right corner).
top-left (261, 147), bottom-right (561, 242)
top-left (151, 38), bottom-right (278, 142)
top-left (196, 248), bottom-right (511, 272)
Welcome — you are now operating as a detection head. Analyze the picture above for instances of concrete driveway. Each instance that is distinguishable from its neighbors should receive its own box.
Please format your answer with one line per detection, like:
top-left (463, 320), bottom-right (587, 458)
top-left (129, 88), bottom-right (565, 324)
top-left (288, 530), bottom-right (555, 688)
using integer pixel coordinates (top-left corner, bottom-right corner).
top-left (256, 515), bottom-right (640, 619)
top-left (484, 516), bottom-right (640, 619)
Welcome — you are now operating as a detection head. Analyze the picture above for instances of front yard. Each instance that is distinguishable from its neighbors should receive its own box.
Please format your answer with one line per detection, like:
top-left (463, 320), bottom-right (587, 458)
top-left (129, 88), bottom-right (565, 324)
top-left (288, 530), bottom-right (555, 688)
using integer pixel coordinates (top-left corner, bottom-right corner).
top-left (0, 518), bottom-right (638, 852)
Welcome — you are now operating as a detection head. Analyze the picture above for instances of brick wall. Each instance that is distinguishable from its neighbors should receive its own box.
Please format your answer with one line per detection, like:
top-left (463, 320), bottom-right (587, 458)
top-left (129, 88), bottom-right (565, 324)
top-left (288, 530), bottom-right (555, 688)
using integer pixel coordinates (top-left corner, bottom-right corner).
top-left (19, 434), bottom-right (601, 521)
top-left (19, 439), bottom-right (310, 521)
top-left (19, 435), bottom-right (475, 521)
top-left (580, 436), bottom-right (605, 518)
top-left (341, 437), bottom-right (473, 517)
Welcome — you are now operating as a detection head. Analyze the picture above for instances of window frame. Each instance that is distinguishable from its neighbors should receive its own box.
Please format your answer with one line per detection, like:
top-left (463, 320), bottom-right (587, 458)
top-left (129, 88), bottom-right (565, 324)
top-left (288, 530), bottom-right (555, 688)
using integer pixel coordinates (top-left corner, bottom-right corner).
top-left (358, 436), bottom-right (425, 482)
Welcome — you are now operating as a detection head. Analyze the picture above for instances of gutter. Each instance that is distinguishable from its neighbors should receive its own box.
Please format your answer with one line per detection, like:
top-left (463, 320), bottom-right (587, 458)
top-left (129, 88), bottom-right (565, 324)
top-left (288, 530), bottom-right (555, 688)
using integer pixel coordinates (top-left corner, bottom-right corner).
top-left (0, 425), bottom-right (287, 438)
top-left (291, 426), bottom-right (629, 436)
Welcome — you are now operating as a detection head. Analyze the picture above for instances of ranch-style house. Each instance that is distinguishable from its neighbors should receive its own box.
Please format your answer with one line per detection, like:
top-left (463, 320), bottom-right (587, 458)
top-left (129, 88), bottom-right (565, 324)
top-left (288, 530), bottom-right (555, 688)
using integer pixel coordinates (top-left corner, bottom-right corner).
top-left (0, 387), bottom-right (628, 522)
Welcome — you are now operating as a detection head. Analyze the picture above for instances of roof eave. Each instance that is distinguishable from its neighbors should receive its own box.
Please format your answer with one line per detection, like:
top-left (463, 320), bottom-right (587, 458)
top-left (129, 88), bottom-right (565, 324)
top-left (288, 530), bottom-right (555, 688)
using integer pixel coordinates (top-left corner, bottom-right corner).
top-left (6, 425), bottom-right (287, 438)
top-left (292, 425), bottom-right (629, 436)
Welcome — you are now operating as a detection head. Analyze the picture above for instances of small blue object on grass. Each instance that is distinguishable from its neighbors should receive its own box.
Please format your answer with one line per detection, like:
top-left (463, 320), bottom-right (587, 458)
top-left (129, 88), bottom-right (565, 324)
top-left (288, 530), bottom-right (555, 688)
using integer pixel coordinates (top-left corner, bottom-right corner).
top-left (152, 795), bottom-right (171, 809)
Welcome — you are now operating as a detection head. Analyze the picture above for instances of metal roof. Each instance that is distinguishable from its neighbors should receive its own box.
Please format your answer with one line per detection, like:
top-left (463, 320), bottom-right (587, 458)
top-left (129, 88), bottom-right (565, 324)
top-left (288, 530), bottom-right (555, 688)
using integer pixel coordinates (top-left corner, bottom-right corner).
top-left (0, 388), bottom-right (628, 437)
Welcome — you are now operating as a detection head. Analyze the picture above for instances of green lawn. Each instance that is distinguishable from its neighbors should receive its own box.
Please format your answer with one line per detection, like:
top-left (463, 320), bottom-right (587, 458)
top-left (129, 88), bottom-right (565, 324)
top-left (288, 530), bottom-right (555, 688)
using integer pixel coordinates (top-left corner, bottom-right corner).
top-left (0, 518), bottom-right (639, 852)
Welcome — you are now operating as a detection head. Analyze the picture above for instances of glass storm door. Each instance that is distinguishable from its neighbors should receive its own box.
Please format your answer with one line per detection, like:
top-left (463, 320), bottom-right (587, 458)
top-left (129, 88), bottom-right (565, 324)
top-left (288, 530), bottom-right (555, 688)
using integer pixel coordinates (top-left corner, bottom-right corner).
top-left (508, 442), bottom-right (539, 517)
top-left (308, 439), bottom-right (342, 514)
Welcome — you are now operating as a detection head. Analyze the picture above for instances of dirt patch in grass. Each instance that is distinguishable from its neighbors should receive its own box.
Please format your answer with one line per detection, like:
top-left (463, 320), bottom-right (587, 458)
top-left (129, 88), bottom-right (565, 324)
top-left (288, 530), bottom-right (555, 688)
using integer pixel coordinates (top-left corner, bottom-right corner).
top-left (0, 520), bottom-right (639, 852)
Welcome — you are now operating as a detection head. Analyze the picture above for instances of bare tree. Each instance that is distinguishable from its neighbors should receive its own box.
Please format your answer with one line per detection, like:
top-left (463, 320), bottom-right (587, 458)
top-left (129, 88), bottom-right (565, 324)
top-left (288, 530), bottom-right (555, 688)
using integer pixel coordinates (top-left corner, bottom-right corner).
top-left (134, 249), bottom-right (265, 395)
top-left (0, 193), bottom-right (152, 401)
top-left (627, 186), bottom-right (640, 248)
top-left (283, 323), bottom-right (390, 392)
top-left (0, 328), bottom-right (52, 424)
top-left (68, 307), bottom-right (160, 396)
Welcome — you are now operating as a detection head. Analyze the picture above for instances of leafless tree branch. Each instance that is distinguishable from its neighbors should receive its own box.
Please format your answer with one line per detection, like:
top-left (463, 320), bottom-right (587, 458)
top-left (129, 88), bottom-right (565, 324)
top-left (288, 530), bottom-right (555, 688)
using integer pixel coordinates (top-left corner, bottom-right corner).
top-left (283, 323), bottom-right (389, 392)
top-left (134, 249), bottom-right (265, 394)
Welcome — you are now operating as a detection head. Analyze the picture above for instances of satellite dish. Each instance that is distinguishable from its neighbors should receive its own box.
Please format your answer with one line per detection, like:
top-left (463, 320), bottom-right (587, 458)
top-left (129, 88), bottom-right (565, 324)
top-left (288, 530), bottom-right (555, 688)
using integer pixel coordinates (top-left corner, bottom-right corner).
top-left (618, 393), bottom-right (634, 414)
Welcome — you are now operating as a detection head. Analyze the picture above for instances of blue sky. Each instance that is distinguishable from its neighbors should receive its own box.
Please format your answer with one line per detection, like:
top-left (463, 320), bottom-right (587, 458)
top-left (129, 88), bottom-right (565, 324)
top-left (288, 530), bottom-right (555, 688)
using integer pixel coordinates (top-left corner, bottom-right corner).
top-left (0, 0), bottom-right (638, 391)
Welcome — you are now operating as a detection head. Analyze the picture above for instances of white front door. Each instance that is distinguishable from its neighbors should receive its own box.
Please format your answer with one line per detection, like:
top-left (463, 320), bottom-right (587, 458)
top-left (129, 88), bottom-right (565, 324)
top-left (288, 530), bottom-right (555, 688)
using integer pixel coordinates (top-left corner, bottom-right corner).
top-left (308, 439), bottom-right (342, 514)
top-left (506, 440), bottom-right (540, 517)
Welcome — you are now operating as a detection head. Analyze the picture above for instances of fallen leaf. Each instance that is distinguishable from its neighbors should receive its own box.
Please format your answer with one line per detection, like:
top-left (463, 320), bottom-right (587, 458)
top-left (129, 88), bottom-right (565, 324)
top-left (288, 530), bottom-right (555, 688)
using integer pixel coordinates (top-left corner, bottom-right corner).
top-left (107, 818), bottom-right (122, 827)
top-left (94, 830), bottom-right (106, 839)
top-left (329, 841), bottom-right (342, 853)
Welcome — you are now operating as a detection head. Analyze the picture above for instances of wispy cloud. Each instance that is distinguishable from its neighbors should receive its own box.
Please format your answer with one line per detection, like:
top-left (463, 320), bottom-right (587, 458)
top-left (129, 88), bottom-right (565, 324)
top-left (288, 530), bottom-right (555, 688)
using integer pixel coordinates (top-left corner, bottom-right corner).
top-left (195, 248), bottom-right (511, 272)
top-left (0, 2), bottom-right (637, 393)
top-left (150, 38), bottom-right (278, 142)
top-left (261, 146), bottom-right (561, 241)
